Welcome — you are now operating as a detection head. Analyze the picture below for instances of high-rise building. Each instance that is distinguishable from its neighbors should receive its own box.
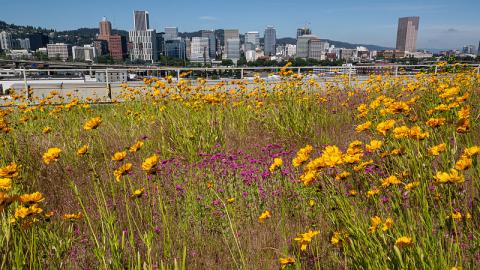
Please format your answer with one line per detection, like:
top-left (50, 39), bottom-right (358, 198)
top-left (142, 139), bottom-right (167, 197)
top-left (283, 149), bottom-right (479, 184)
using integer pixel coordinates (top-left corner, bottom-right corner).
top-left (190, 37), bottom-right (210, 62)
top-left (297, 35), bottom-right (318, 58)
top-left (134, 10), bottom-right (150, 31)
top-left (462, 45), bottom-right (476, 55)
top-left (47, 43), bottom-right (72, 61)
top-left (72, 45), bottom-right (97, 61)
top-left (93, 40), bottom-right (109, 56)
top-left (28, 33), bottom-right (49, 51)
top-left (17, 38), bottom-right (30, 50)
top-left (165, 39), bottom-right (186, 60)
top-left (97, 17), bottom-right (127, 61)
top-left (297, 27), bottom-right (311, 39)
top-left (264, 26), bottom-right (276, 56)
top-left (0, 31), bottom-right (13, 50)
top-left (245, 31), bottom-right (260, 51)
top-left (164, 27), bottom-right (179, 41)
top-left (108, 35), bottom-right (127, 61)
top-left (284, 44), bottom-right (297, 58)
top-left (308, 38), bottom-right (323, 60)
top-left (224, 39), bottom-right (240, 62)
top-left (201, 30), bottom-right (216, 59)
top-left (396, 16), bottom-right (420, 52)
top-left (129, 11), bottom-right (157, 62)
top-left (99, 17), bottom-right (112, 39)
top-left (223, 29), bottom-right (240, 61)
top-left (478, 41), bottom-right (480, 56)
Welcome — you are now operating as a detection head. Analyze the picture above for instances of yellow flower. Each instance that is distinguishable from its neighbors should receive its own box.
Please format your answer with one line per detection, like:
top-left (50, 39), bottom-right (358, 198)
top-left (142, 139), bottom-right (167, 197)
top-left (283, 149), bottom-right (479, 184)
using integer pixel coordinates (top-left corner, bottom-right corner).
top-left (464, 146), bottom-right (480, 157)
top-left (434, 169), bottom-right (464, 184)
top-left (458, 106), bottom-right (470, 119)
top-left (112, 151), bottom-right (127, 161)
top-left (381, 175), bottom-right (402, 188)
top-left (456, 118), bottom-right (470, 134)
top-left (294, 230), bottom-right (320, 251)
top-left (42, 127), bottom-right (52, 134)
top-left (63, 212), bottom-right (83, 220)
top-left (382, 218), bottom-right (394, 232)
top-left (395, 236), bottom-right (413, 248)
top-left (355, 121), bottom-right (372, 132)
top-left (308, 199), bottom-right (315, 207)
top-left (367, 187), bottom-right (380, 198)
top-left (83, 117), bottom-right (102, 131)
top-left (292, 145), bottom-right (313, 167)
top-left (451, 212), bottom-right (462, 221)
top-left (129, 141), bottom-right (144, 153)
top-left (331, 230), bottom-right (349, 246)
top-left (366, 140), bottom-right (383, 152)
top-left (258, 210), bottom-right (271, 222)
top-left (393, 126), bottom-right (410, 139)
top-left (376, 119), bottom-right (396, 136)
top-left (77, 144), bottom-right (89, 156)
top-left (269, 157), bottom-right (283, 173)
top-left (426, 118), bottom-right (446, 128)
top-left (279, 257), bottom-right (295, 268)
top-left (114, 163), bottom-right (133, 182)
top-left (429, 143), bottom-right (446, 156)
top-left (404, 181), bottom-right (420, 191)
top-left (451, 267), bottom-right (462, 270)
top-left (0, 162), bottom-right (19, 178)
top-left (227, 197), bottom-right (235, 204)
top-left (42, 147), bottom-right (62, 165)
top-left (15, 204), bottom-right (43, 219)
top-left (131, 188), bottom-right (145, 199)
top-left (19, 192), bottom-right (45, 203)
top-left (455, 155), bottom-right (472, 171)
top-left (0, 178), bottom-right (12, 190)
top-left (335, 171), bottom-right (351, 181)
top-left (300, 170), bottom-right (316, 186)
top-left (142, 154), bottom-right (160, 173)
top-left (368, 216), bottom-right (382, 233)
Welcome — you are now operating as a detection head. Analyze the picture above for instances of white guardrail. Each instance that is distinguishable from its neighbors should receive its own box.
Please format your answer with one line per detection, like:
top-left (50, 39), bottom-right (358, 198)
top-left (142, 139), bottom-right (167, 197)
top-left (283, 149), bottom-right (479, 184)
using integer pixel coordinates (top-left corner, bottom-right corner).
top-left (0, 64), bottom-right (479, 98)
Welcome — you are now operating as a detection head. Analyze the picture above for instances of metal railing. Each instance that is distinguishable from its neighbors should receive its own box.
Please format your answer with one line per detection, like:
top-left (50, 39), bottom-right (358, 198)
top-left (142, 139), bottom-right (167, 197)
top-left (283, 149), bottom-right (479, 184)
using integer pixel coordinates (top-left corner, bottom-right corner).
top-left (1, 64), bottom-right (479, 98)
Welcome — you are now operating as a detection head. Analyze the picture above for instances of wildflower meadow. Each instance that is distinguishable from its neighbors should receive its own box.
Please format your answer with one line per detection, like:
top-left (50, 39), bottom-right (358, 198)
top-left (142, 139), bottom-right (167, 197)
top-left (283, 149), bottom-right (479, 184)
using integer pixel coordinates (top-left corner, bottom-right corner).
top-left (1, 63), bottom-right (479, 269)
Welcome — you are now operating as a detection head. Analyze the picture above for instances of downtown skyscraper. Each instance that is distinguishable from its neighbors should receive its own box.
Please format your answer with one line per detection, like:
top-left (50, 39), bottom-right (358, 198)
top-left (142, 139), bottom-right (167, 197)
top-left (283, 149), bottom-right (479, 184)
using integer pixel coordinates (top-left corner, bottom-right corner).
top-left (129, 10), bottom-right (158, 63)
top-left (396, 16), bottom-right (420, 53)
top-left (223, 29), bottom-right (240, 62)
top-left (264, 26), bottom-right (277, 56)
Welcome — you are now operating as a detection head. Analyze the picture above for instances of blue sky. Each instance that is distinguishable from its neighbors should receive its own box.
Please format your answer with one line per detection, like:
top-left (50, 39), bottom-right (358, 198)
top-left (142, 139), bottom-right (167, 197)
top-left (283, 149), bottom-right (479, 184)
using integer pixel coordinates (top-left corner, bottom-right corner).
top-left (1, 0), bottom-right (479, 49)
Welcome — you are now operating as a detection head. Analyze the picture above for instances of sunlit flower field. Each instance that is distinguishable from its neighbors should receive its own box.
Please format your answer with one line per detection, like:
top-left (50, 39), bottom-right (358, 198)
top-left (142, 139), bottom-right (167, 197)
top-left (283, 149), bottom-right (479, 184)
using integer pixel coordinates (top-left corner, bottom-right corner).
top-left (1, 63), bottom-right (479, 269)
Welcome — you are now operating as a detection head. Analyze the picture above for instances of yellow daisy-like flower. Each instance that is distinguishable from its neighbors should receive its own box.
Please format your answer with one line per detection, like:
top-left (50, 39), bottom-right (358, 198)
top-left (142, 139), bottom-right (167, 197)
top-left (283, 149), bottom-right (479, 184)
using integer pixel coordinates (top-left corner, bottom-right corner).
top-left (279, 257), bottom-right (295, 268)
top-left (42, 147), bottom-right (62, 165)
top-left (395, 236), bottom-right (413, 248)
top-left (0, 178), bottom-right (12, 190)
top-left (112, 151), bottom-right (127, 161)
top-left (83, 117), bottom-right (102, 131)
top-left (77, 144), bottom-right (89, 156)
top-left (142, 154), bottom-right (160, 173)
top-left (269, 157), bottom-right (283, 173)
top-left (258, 210), bottom-right (271, 223)
top-left (131, 188), bottom-right (145, 199)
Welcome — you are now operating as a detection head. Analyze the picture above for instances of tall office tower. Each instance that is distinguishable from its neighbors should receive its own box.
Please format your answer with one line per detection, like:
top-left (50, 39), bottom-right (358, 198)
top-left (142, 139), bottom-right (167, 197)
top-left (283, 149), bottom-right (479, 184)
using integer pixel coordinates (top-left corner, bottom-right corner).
top-left (0, 31), bottom-right (13, 50)
top-left (129, 10), bottom-right (158, 62)
top-left (296, 35), bottom-right (318, 58)
top-left (297, 27), bottom-right (311, 39)
top-left (264, 26), bottom-right (277, 56)
top-left (134, 10), bottom-right (150, 31)
top-left (164, 27), bottom-right (179, 41)
top-left (223, 29), bottom-right (239, 60)
top-left (478, 41), bottom-right (480, 56)
top-left (28, 33), bottom-right (49, 51)
top-left (17, 38), bottom-right (31, 50)
top-left (201, 30), bottom-right (216, 59)
top-left (99, 17), bottom-right (112, 39)
top-left (165, 39), bottom-right (186, 60)
top-left (190, 37), bottom-right (210, 62)
top-left (225, 39), bottom-right (240, 61)
top-left (396, 16), bottom-right (420, 52)
top-left (308, 38), bottom-right (323, 60)
top-left (462, 45), bottom-right (476, 54)
top-left (245, 31), bottom-right (260, 51)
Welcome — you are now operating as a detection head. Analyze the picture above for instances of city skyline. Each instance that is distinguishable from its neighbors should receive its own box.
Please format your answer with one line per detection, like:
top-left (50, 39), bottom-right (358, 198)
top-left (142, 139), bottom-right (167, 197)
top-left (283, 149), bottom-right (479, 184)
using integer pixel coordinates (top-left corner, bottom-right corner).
top-left (1, 0), bottom-right (479, 49)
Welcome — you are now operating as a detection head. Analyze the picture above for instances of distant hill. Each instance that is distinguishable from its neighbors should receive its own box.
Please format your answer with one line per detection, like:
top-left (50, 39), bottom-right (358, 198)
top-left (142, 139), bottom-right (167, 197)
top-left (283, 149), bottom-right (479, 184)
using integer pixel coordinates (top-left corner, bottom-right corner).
top-left (1, 20), bottom-right (390, 51)
top-left (0, 20), bottom-right (127, 46)
top-left (277, 37), bottom-right (391, 51)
